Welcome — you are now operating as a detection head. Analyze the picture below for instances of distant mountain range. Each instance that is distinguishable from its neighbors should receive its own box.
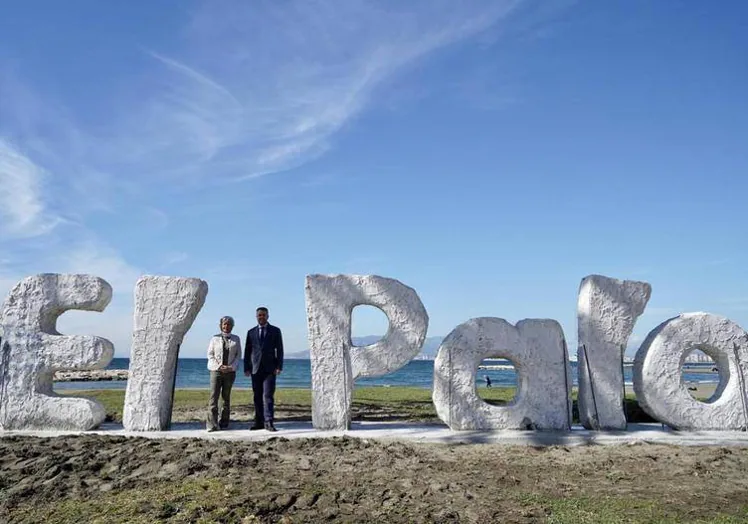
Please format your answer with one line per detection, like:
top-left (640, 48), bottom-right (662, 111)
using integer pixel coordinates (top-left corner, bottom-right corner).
top-left (286, 336), bottom-right (644, 361)
top-left (287, 335), bottom-right (444, 360)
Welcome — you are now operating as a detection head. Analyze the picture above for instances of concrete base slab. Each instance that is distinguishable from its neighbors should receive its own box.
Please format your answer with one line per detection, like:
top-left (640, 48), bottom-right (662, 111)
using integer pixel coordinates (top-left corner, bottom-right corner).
top-left (3, 422), bottom-right (748, 446)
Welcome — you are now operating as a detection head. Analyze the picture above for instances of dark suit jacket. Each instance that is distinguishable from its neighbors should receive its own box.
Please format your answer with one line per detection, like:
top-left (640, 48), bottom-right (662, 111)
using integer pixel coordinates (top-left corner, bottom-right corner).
top-left (244, 324), bottom-right (284, 375)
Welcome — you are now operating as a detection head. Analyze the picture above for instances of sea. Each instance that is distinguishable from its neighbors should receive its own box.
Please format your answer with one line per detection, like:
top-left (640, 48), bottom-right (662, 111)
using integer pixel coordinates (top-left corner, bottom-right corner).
top-left (53, 358), bottom-right (721, 391)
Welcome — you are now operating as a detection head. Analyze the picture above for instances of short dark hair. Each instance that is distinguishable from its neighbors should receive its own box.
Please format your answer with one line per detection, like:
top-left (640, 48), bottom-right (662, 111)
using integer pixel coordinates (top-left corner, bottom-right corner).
top-left (256, 307), bottom-right (268, 313)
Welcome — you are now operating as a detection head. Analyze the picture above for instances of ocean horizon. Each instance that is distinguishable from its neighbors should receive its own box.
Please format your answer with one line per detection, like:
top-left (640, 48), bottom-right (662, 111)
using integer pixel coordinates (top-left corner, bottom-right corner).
top-left (53, 358), bottom-right (721, 391)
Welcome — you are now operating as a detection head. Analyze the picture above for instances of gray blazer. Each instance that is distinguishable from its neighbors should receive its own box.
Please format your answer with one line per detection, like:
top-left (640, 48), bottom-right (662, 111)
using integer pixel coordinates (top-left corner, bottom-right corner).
top-left (244, 324), bottom-right (284, 375)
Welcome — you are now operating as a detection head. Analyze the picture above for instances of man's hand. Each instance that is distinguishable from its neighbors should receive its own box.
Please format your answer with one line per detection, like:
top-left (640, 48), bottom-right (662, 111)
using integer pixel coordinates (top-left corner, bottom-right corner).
top-left (275, 368), bottom-right (282, 376)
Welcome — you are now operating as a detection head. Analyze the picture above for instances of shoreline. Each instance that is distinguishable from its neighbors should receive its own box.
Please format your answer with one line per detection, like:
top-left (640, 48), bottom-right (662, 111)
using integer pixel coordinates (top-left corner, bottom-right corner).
top-left (58, 383), bottom-right (721, 394)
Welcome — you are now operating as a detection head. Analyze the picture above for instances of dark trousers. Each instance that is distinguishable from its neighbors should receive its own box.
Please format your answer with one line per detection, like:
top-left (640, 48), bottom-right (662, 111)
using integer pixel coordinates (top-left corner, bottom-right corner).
top-left (251, 370), bottom-right (277, 423)
top-left (207, 370), bottom-right (236, 430)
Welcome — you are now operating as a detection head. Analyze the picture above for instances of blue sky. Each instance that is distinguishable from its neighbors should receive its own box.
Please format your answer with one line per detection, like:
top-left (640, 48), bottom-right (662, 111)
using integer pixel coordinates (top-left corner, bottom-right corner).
top-left (1, 0), bottom-right (746, 358)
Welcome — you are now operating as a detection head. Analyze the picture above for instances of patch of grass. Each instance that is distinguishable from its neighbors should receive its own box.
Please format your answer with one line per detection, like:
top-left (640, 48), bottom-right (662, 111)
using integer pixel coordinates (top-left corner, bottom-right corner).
top-left (60, 388), bottom-right (314, 422)
top-left (516, 493), bottom-right (748, 524)
top-left (10, 478), bottom-right (260, 523)
top-left (14, 471), bottom-right (748, 524)
top-left (61, 387), bottom-right (518, 423)
top-left (60, 387), bottom-right (685, 424)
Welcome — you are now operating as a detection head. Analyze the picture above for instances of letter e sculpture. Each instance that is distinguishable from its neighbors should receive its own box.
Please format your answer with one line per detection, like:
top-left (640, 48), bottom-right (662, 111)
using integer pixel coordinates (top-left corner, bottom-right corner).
top-left (0, 274), bottom-right (114, 430)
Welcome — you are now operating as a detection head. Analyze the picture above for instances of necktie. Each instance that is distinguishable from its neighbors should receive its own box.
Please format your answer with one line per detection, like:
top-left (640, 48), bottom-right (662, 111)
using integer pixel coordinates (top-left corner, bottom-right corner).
top-left (260, 327), bottom-right (265, 344)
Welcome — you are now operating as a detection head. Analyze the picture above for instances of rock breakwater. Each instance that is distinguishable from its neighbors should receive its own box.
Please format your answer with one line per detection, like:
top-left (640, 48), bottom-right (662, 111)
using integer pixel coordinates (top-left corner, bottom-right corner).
top-left (53, 369), bottom-right (128, 382)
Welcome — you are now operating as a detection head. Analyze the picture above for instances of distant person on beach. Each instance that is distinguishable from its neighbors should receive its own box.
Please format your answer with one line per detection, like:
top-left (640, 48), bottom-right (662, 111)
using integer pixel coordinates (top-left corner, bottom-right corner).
top-left (485, 375), bottom-right (492, 388)
top-left (245, 306), bottom-right (284, 432)
top-left (206, 316), bottom-right (241, 432)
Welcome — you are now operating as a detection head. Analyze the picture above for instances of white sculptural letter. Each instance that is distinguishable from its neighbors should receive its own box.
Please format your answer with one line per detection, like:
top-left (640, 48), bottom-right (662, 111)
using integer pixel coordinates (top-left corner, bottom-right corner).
top-left (305, 274), bottom-right (429, 430)
top-left (0, 274), bottom-right (114, 430)
top-left (123, 276), bottom-right (208, 431)
top-left (633, 313), bottom-right (748, 430)
top-left (577, 275), bottom-right (651, 429)
top-left (433, 317), bottom-right (571, 430)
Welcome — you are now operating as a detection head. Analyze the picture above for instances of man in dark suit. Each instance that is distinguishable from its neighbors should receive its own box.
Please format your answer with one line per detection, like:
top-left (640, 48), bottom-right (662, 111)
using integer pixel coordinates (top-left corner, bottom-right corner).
top-left (244, 306), bottom-right (284, 431)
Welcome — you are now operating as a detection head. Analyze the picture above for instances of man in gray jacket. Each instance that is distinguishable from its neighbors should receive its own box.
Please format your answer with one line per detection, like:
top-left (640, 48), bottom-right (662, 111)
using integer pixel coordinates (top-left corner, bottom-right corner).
top-left (244, 307), bottom-right (284, 431)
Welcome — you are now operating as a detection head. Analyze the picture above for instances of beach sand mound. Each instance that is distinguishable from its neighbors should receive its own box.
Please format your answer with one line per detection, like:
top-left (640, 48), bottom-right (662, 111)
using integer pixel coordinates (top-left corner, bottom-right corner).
top-left (2, 435), bottom-right (748, 522)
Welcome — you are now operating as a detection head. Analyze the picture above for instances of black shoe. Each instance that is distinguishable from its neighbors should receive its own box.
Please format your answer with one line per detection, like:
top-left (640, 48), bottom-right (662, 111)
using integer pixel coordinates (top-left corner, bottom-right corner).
top-left (206, 426), bottom-right (218, 433)
top-left (265, 422), bottom-right (277, 432)
top-left (250, 423), bottom-right (264, 430)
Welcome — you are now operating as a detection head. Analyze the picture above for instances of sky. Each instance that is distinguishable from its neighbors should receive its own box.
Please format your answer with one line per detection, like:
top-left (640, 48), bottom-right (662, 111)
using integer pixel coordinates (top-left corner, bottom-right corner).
top-left (0, 0), bottom-right (747, 358)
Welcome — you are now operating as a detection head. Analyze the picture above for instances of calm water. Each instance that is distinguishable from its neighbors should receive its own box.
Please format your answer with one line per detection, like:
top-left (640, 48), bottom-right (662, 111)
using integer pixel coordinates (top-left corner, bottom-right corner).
top-left (53, 358), bottom-right (720, 390)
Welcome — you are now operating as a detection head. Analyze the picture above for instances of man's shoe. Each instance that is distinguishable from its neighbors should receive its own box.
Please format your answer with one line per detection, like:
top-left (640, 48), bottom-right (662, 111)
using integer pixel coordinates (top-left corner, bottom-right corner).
top-left (250, 423), bottom-right (264, 430)
top-left (265, 422), bottom-right (277, 432)
top-left (206, 426), bottom-right (218, 433)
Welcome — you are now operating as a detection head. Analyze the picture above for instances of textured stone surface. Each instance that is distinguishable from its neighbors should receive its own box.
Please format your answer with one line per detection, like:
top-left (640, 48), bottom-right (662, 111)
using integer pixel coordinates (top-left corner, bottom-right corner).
top-left (0, 274), bottom-right (114, 430)
top-left (54, 369), bottom-right (128, 382)
top-left (305, 274), bottom-right (428, 430)
top-left (123, 276), bottom-right (208, 431)
top-left (634, 313), bottom-right (748, 430)
top-left (577, 275), bottom-right (651, 429)
top-left (433, 317), bottom-right (571, 430)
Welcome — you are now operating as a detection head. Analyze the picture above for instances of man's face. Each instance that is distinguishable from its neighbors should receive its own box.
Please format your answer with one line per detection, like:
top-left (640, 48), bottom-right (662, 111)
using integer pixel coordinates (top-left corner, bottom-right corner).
top-left (221, 319), bottom-right (233, 333)
top-left (256, 309), bottom-right (268, 325)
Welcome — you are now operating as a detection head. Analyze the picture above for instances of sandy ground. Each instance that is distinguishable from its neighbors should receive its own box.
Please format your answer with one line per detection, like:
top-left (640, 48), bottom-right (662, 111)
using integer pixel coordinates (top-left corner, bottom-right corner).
top-left (1, 435), bottom-right (748, 523)
top-left (625, 383), bottom-right (717, 399)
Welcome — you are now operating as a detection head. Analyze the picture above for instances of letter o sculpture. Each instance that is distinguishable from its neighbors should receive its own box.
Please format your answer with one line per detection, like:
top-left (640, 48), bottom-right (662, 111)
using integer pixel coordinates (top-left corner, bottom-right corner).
top-left (634, 313), bottom-right (748, 430)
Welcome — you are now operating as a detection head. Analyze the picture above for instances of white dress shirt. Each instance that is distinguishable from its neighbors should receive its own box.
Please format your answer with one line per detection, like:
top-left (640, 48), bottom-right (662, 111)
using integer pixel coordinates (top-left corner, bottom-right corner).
top-left (257, 324), bottom-right (268, 342)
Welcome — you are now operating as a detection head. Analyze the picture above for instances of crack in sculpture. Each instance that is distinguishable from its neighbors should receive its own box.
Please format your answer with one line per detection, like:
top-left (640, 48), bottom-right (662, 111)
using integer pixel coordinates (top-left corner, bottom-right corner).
top-left (577, 275), bottom-right (651, 430)
top-left (305, 274), bottom-right (428, 430)
top-left (0, 274), bottom-right (114, 430)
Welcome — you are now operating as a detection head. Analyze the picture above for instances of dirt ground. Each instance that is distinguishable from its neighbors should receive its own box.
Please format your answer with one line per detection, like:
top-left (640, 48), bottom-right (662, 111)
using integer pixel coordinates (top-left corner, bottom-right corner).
top-left (1, 435), bottom-right (748, 523)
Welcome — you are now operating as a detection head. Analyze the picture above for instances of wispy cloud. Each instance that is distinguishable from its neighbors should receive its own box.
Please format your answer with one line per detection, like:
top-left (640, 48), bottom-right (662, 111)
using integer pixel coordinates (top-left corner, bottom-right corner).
top-left (0, 139), bottom-right (62, 238)
top-left (641, 306), bottom-right (680, 318)
top-left (159, 251), bottom-right (189, 269)
top-left (54, 242), bottom-right (142, 354)
top-left (716, 298), bottom-right (748, 311)
top-left (100, 0), bottom-right (532, 182)
top-left (1, 0), bottom-right (553, 190)
top-left (57, 241), bottom-right (141, 293)
top-left (299, 172), bottom-right (341, 188)
top-left (705, 258), bottom-right (737, 267)
top-left (0, 0), bottom-right (569, 355)
top-left (0, 235), bottom-right (142, 356)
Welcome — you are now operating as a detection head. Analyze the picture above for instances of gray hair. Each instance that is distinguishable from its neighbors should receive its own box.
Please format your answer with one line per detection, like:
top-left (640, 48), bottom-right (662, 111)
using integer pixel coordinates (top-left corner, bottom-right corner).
top-left (219, 316), bottom-right (235, 328)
